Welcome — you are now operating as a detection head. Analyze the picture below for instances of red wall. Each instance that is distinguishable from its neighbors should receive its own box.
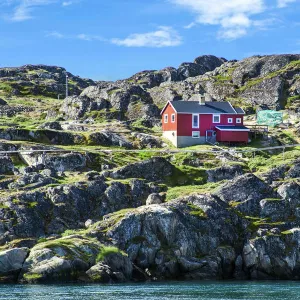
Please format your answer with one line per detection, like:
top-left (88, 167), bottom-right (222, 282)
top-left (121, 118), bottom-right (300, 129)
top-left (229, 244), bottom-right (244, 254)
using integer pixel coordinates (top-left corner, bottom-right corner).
top-left (216, 130), bottom-right (248, 143)
top-left (162, 104), bottom-right (177, 131)
top-left (219, 114), bottom-right (244, 125)
top-left (162, 106), bottom-right (245, 138)
top-left (176, 114), bottom-right (244, 137)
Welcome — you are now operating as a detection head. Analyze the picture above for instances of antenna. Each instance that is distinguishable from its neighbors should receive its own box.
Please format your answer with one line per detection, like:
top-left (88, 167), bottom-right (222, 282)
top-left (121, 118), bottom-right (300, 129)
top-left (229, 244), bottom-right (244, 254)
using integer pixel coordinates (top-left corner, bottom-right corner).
top-left (65, 73), bottom-right (69, 98)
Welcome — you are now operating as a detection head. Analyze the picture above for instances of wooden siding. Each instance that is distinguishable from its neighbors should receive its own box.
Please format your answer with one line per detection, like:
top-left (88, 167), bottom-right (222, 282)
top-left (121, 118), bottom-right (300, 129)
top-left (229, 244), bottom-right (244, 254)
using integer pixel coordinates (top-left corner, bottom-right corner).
top-left (216, 129), bottom-right (248, 143)
top-left (176, 113), bottom-right (245, 137)
top-left (162, 103), bottom-right (177, 131)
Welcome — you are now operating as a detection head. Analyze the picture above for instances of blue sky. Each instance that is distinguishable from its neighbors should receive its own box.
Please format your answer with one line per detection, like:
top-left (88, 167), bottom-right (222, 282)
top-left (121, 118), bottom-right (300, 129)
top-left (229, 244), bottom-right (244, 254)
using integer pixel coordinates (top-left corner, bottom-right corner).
top-left (0, 0), bottom-right (299, 81)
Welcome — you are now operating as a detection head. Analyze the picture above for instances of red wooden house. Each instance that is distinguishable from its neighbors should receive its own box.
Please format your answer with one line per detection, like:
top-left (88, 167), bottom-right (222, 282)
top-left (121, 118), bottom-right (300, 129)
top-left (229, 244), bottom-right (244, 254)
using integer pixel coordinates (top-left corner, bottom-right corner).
top-left (161, 97), bottom-right (249, 147)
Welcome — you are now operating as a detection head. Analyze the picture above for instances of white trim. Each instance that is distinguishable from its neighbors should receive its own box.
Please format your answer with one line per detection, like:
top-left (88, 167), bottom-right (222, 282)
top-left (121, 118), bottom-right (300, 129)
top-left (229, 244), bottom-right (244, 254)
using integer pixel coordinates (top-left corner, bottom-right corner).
top-left (192, 131), bottom-right (200, 138)
top-left (215, 126), bottom-right (250, 132)
top-left (192, 114), bottom-right (199, 128)
top-left (236, 118), bottom-right (242, 124)
top-left (228, 101), bottom-right (238, 114)
top-left (171, 113), bottom-right (175, 123)
top-left (212, 114), bottom-right (220, 123)
top-left (160, 101), bottom-right (177, 115)
top-left (164, 114), bottom-right (168, 123)
top-left (228, 118), bottom-right (233, 124)
top-left (177, 112), bottom-right (238, 115)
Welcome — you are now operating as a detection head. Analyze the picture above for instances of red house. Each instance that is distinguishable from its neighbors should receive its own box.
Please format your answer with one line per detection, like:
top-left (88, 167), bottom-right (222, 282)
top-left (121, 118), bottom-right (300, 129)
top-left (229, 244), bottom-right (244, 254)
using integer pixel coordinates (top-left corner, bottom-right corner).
top-left (161, 97), bottom-right (249, 147)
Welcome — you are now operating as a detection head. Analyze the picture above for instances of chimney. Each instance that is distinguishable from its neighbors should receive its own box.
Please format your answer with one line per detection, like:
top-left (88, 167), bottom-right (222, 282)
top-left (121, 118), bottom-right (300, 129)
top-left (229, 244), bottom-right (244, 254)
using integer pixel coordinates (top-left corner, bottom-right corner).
top-left (199, 94), bottom-right (206, 105)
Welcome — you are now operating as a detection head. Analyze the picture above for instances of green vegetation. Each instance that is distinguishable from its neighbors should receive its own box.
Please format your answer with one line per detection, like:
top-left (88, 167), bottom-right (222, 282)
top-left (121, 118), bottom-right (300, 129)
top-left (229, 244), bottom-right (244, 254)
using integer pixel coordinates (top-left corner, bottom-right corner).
top-left (165, 165), bottom-right (208, 187)
top-left (166, 182), bottom-right (220, 201)
top-left (96, 246), bottom-right (126, 262)
top-left (23, 273), bottom-right (43, 282)
top-left (238, 60), bottom-right (300, 93)
top-left (187, 203), bottom-right (207, 219)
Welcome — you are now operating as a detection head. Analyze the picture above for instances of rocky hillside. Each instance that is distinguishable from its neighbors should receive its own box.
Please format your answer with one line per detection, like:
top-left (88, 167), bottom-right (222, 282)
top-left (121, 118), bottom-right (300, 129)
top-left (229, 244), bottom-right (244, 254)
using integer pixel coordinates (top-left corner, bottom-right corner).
top-left (0, 65), bottom-right (95, 99)
top-left (53, 54), bottom-right (300, 126)
top-left (0, 53), bottom-right (300, 284)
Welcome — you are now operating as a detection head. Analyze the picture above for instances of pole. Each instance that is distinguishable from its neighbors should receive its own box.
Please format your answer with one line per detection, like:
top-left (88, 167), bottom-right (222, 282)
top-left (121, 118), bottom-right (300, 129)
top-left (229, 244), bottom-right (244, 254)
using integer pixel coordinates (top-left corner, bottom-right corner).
top-left (66, 74), bottom-right (69, 98)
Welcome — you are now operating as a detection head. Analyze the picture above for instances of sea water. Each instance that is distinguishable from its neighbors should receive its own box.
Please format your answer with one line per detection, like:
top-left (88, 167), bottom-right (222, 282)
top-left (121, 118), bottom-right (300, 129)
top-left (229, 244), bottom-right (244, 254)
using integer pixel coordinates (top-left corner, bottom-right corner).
top-left (0, 281), bottom-right (300, 300)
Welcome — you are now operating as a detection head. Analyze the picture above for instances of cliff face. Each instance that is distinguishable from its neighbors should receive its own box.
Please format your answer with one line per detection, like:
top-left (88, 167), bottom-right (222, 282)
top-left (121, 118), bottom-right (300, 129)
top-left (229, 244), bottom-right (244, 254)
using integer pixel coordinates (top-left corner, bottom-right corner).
top-left (1, 154), bottom-right (300, 283)
top-left (0, 53), bottom-right (300, 283)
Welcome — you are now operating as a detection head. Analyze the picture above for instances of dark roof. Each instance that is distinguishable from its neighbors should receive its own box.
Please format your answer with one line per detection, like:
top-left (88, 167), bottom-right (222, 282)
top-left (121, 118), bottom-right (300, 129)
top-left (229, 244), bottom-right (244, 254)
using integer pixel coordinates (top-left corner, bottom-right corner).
top-left (234, 106), bottom-right (245, 114)
top-left (216, 125), bottom-right (250, 131)
top-left (170, 101), bottom-right (243, 114)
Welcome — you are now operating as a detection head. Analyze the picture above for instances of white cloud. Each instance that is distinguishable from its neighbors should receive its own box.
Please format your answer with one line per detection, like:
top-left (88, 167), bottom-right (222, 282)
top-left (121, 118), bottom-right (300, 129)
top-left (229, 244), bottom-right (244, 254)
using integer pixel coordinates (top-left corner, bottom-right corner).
top-left (5, 0), bottom-right (56, 21)
top-left (46, 31), bottom-right (65, 38)
top-left (62, 1), bottom-right (73, 6)
top-left (277, 0), bottom-right (297, 8)
top-left (46, 31), bottom-right (106, 42)
top-left (4, 0), bottom-right (80, 21)
top-left (76, 34), bottom-right (106, 41)
top-left (111, 26), bottom-right (182, 48)
top-left (169, 0), bottom-right (267, 39)
top-left (184, 22), bottom-right (196, 29)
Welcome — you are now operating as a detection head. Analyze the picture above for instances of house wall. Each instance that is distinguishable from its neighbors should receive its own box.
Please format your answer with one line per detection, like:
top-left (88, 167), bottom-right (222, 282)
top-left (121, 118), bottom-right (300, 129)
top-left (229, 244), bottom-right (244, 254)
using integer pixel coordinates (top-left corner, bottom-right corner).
top-left (163, 131), bottom-right (177, 147)
top-left (216, 130), bottom-right (248, 143)
top-left (219, 114), bottom-right (244, 125)
top-left (162, 104), bottom-right (177, 132)
top-left (177, 113), bottom-right (244, 137)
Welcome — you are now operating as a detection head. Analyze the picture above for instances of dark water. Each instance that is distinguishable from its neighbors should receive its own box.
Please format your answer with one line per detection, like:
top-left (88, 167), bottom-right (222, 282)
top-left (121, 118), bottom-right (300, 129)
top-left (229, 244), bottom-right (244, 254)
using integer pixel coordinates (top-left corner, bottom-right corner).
top-left (0, 282), bottom-right (300, 300)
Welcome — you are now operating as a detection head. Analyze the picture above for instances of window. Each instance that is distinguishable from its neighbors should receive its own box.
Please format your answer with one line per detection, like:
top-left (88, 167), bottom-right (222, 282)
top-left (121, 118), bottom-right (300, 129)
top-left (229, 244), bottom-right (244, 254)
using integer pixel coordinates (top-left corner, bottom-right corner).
top-left (213, 114), bottom-right (220, 123)
top-left (236, 118), bottom-right (242, 124)
top-left (192, 114), bottom-right (199, 128)
top-left (228, 118), bottom-right (233, 124)
top-left (192, 131), bottom-right (200, 138)
top-left (164, 114), bottom-right (168, 123)
top-left (171, 114), bottom-right (175, 123)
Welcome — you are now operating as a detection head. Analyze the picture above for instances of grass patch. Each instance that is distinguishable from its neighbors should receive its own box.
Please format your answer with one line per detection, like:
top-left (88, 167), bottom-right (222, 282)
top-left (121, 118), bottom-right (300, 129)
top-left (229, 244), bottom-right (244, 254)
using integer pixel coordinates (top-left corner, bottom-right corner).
top-left (187, 203), bottom-right (207, 219)
top-left (23, 273), bottom-right (43, 281)
top-left (164, 165), bottom-right (208, 187)
top-left (96, 246), bottom-right (126, 262)
top-left (166, 182), bottom-right (221, 201)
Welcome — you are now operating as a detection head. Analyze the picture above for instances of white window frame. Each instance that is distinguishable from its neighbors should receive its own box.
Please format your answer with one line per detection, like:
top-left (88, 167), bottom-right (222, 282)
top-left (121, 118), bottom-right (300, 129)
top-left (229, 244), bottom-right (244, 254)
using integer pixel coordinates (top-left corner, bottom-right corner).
top-left (228, 118), bottom-right (233, 124)
top-left (236, 118), bottom-right (242, 124)
top-left (171, 114), bottom-right (175, 123)
top-left (192, 131), bottom-right (200, 138)
top-left (164, 114), bottom-right (168, 123)
top-left (192, 114), bottom-right (199, 128)
top-left (213, 114), bottom-right (220, 124)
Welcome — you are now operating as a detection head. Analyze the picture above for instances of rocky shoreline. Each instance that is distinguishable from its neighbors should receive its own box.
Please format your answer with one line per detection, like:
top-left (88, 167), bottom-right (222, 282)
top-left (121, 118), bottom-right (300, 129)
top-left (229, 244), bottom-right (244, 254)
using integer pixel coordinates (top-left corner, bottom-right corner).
top-left (0, 154), bottom-right (300, 284)
top-left (0, 53), bottom-right (300, 284)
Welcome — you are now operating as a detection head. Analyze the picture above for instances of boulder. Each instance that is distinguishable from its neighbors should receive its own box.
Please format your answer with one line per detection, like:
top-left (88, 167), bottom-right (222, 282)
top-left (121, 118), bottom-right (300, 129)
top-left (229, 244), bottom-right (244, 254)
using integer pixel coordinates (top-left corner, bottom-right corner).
top-left (20, 151), bottom-right (87, 172)
top-left (259, 199), bottom-right (289, 221)
top-left (39, 122), bottom-right (62, 131)
top-left (0, 157), bottom-right (14, 174)
top-left (260, 165), bottom-right (289, 184)
top-left (20, 236), bottom-right (100, 283)
top-left (213, 174), bottom-right (276, 215)
top-left (285, 163), bottom-right (300, 179)
top-left (146, 193), bottom-right (164, 205)
top-left (0, 248), bottom-right (29, 281)
top-left (0, 98), bottom-right (7, 106)
top-left (86, 253), bottom-right (133, 283)
top-left (88, 131), bottom-right (133, 148)
top-left (106, 157), bottom-right (174, 181)
top-left (131, 132), bottom-right (163, 148)
top-left (277, 182), bottom-right (300, 208)
top-left (243, 228), bottom-right (300, 279)
top-left (206, 165), bottom-right (244, 183)
top-left (8, 173), bottom-right (56, 190)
